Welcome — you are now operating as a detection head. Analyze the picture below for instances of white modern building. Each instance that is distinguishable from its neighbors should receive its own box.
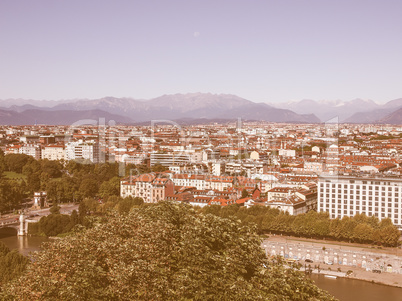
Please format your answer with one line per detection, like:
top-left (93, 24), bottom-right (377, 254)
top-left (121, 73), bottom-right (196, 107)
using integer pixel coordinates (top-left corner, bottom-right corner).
top-left (65, 141), bottom-right (100, 163)
top-left (150, 152), bottom-right (191, 166)
top-left (318, 176), bottom-right (402, 230)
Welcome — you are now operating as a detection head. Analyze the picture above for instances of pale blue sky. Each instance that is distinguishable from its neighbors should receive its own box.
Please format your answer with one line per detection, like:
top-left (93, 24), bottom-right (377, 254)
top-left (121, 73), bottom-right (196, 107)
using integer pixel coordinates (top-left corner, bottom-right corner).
top-left (1, 0), bottom-right (401, 103)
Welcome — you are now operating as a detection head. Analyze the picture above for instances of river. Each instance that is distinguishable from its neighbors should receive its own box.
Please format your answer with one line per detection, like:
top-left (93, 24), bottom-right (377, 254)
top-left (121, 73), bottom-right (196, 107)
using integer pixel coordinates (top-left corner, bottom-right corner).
top-left (0, 233), bottom-right (50, 257)
top-left (309, 274), bottom-right (402, 301)
top-left (1, 234), bottom-right (402, 300)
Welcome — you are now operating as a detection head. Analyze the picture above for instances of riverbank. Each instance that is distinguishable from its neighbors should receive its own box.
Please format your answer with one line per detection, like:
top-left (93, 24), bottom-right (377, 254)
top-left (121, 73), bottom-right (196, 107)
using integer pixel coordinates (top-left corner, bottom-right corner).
top-left (264, 235), bottom-right (402, 288)
top-left (302, 265), bottom-right (402, 288)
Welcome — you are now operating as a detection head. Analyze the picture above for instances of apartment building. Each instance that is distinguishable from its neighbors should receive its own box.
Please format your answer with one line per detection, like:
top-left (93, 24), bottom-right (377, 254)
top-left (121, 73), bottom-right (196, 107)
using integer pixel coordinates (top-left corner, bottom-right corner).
top-left (172, 174), bottom-right (207, 190)
top-left (120, 173), bottom-right (174, 203)
top-left (150, 152), bottom-right (191, 166)
top-left (41, 145), bottom-right (65, 161)
top-left (19, 144), bottom-right (41, 160)
top-left (65, 141), bottom-right (100, 163)
top-left (318, 176), bottom-right (402, 230)
top-left (266, 195), bottom-right (307, 215)
top-left (267, 187), bottom-right (294, 202)
top-left (171, 174), bottom-right (233, 191)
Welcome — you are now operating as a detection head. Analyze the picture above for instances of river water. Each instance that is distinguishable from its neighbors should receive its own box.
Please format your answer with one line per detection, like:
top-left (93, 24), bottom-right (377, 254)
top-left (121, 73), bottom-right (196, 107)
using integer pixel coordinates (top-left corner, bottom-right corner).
top-left (0, 234), bottom-right (50, 257)
top-left (1, 234), bottom-right (401, 300)
top-left (309, 274), bottom-right (402, 301)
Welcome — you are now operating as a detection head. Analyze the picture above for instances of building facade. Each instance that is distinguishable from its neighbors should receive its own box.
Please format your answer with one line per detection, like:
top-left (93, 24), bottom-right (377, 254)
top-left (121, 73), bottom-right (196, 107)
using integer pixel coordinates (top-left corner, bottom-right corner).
top-left (41, 145), bottom-right (65, 161)
top-left (120, 173), bottom-right (174, 203)
top-left (318, 176), bottom-right (402, 230)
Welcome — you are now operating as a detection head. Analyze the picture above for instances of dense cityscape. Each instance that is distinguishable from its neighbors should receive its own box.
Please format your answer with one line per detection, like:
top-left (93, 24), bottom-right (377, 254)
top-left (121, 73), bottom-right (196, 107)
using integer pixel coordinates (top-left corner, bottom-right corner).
top-left (2, 122), bottom-right (402, 227)
top-left (0, 121), bottom-right (402, 300)
top-left (2, 0), bottom-right (402, 300)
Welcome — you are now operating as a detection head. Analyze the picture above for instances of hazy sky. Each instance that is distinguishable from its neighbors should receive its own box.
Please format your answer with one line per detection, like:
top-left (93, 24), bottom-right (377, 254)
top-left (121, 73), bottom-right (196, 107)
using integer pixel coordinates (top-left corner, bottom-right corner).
top-left (1, 0), bottom-right (401, 103)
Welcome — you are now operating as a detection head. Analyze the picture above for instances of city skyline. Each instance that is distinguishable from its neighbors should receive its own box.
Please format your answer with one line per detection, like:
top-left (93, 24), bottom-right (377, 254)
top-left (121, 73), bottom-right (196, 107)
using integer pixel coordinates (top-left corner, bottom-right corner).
top-left (1, 0), bottom-right (402, 103)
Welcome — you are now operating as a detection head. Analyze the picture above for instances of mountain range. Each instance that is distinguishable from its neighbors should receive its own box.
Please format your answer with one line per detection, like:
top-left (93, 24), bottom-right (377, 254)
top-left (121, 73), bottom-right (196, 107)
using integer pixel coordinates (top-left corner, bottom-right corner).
top-left (0, 93), bottom-right (320, 125)
top-left (0, 93), bottom-right (401, 125)
top-left (271, 98), bottom-right (402, 123)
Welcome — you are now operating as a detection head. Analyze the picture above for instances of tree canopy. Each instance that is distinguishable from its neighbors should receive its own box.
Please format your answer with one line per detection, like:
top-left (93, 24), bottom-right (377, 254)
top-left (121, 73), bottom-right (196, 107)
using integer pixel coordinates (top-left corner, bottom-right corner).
top-left (0, 242), bottom-right (30, 286)
top-left (201, 205), bottom-right (401, 247)
top-left (3, 202), bottom-right (335, 300)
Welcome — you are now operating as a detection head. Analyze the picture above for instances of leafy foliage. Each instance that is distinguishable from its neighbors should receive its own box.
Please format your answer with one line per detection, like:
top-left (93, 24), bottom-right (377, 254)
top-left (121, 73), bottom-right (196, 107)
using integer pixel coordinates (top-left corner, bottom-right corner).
top-left (201, 205), bottom-right (401, 247)
top-left (3, 202), bottom-right (335, 300)
top-left (0, 242), bottom-right (30, 286)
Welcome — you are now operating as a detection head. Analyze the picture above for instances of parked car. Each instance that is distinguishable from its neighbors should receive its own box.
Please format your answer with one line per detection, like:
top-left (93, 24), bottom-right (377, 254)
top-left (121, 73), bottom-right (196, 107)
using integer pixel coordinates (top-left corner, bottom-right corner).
top-left (305, 259), bottom-right (313, 263)
top-left (372, 269), bottom-right (381, 274)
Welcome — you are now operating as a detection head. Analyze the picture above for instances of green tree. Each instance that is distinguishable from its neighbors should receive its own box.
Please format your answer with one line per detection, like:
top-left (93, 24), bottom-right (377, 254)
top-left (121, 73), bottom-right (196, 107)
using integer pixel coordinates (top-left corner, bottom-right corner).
top-left (4, 154), bottom-right (33, 173)
top-left (150, 164), bottom-right (168, 172)
top-left (117, 197), bottom-right (144, 215)
top-left (377, 226), bottom-right (400, 247)
top-left (0, 149), bottom-right (6, 175)
top-left (37, 214), bottom-right (71, 237)
top-left (78, 178), bottom-right (99, 199)
top-left (0, 178), bottom-right (24, 213)
top-left (49, 204), bottom-right (60, 215)
top-left (3, 202), bottom-right (335, 300)
top-left (98, 177), bottom-right (120, 198)
top-left (241, 188), bottom-right (250, 198)
top-left (0, 242), bottom-right (30, 285)
top-left (40, 159), bottom-right (63, 178)
top-left (353, 223), bottom-right (373, 243)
